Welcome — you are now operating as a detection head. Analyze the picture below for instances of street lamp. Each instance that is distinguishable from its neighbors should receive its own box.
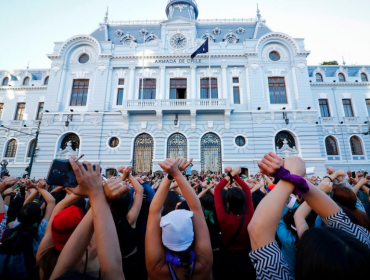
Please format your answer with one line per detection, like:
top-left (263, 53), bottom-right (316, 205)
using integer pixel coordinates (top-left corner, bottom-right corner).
top-left (174, 114), bottom-right (179, 126)
top-left (283, 112), bottom-right (289, 125)
top-left (65, 115), bottom-right (73, 127)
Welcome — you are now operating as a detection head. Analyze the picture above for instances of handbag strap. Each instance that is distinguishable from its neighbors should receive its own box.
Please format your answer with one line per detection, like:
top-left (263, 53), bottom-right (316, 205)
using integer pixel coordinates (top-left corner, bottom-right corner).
top-left (224, 215), bottom-right (245, 250)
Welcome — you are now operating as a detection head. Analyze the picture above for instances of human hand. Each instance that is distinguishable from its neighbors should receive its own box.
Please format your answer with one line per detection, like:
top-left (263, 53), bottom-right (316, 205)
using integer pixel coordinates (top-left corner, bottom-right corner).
top-left (283, 157), bottom-right (306, 176)
top-left (158, 158), bottom-right (182, 177)
top-left (359, 176), bottom-right (369, 186)
top-left (37, 179), bottom-right (47, 189)
top-left (67, 156), bottom-right (103, 198)
top-left (170, 181), bottom-right (179, 189)
top-left (318, 181), bottom-right (333, 194)
top-left (258, 152), bottom-right (284, 177)
top-left (224, 166), bottom-right (232, 174)
top-left (176, 158), bottom-right (193, 172)
top-left (1, 176), bottom-right (18, 192)
top-left (356, 172), bottom-right (364, 178)
top-left (334, 170), bottom-right (346, 177)
top-left (3, 188), bottom-right (16, 196)
top-left (231, 167), bottom-right (241, 177)
top-left (117, 166), bottom-right (132, 181)
top-left (103, 178), bottom-right (130, 201)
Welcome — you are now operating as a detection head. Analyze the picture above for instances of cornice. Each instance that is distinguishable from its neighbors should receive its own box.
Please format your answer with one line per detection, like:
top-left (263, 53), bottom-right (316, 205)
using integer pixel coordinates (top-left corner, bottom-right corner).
top-left (310, 82), bottom-right (370, 86)
top-left (112, 53), bottom-right (247, 59)
top-left (0, 86), bottom-right (47, 91)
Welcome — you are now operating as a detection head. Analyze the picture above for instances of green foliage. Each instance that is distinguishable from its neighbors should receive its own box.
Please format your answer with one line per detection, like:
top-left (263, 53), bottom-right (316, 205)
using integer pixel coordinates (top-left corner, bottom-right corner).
top-left (320, 61), bottom-right (339, 65)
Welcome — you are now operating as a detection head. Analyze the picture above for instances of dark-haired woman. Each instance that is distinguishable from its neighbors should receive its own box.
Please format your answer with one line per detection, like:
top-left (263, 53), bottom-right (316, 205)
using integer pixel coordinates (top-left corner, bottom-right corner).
top-left (146, 158), bottom-right (213, 280)
top-left (248, 153), bottom-right (370, 280)
top-left (214, 166), bottom-right (255, 279)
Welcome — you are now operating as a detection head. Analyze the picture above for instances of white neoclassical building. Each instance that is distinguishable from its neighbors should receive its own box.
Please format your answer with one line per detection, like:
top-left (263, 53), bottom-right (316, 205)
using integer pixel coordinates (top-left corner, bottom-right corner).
top-left (0, 0), bottom-right (370, 178)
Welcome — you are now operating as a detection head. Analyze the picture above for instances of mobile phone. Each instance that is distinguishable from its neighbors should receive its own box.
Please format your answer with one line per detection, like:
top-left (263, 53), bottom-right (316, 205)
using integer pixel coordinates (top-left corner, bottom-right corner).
top-left (286, 194), bottom-right (297, 209)
top-left (46, 159), bottom-right (98, 188)
top-left (352, 171), bottom-right (356, 179)
top-left (364, 172), bottom-right (368, 177)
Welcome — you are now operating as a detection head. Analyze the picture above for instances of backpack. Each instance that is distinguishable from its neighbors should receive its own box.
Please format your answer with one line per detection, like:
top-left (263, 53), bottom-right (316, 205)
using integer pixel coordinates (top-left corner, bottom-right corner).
top-left (0, 224), bottom-right (37, 279)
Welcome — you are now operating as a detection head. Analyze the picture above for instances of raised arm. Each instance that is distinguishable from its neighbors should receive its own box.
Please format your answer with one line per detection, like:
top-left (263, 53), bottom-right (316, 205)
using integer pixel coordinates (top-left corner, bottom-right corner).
top-left (159, 158), bottom-right (212, 272)
top-left (36, 179), bottom-right (56, 221)
top-left (116, 166), bottom-right (144, 227)
top-left (353, 176), bottom-right (370, 194)
top-left (293, 202), bottom-right (311, 239)
top-left (146, 177), bottom-right (172, 275)
top-left (50, 210), bottom-right (94, 280)
top-left (68, 157), bottom-right (124, 279)
top-left (248, 153), bottom-right (304, 250)
top-left (234, 173), bottom-right (254, 216)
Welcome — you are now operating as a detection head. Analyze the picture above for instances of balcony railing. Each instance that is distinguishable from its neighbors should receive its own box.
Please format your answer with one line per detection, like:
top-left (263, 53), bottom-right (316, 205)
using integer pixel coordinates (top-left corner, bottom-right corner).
top-left (344, 116), bottom-right (359, 123)
top-left (125, 99), bottom-right (229, 109)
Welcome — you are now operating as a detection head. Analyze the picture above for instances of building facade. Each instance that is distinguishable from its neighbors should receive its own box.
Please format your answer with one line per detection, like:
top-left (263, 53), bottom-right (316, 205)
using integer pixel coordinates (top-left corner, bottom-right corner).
top-left (0, 0), bottom-right (369, 178)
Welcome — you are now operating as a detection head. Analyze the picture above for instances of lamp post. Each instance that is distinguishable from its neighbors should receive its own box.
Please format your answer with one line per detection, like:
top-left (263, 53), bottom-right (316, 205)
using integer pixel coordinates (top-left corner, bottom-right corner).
top-left (28, 113), bottom-right (43, 178)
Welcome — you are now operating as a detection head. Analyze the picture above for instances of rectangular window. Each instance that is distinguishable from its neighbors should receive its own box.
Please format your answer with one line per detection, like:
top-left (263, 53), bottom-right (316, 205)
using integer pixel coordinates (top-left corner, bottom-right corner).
top-left (233, 77), bottom-right (239, 83)
top-left (0, 103), bottom-right (3, 120)
top-left (139, 79), bottom-right (156, 99)
top-left (233, 87), bottom-right (240, 104)
top-left (268, 77), bottom-right (287, 104)
top-left (200, 78), bottom-right (218, 99)
top-left (36, 102), bottom-right (44, 120)
top-left (366, 99), bottom-right (370, 116)
top-left (117, 89), bottom-right (124, 105)
top-left (15, 103), bottom-right (25, 120)
top-left (342, 99), bottom-right (354, 117)
top-left (118, 79), bottom-right (125, 85)
top-left (319, 99), bottom-right (330, 117)
top-left (70, 79), bottom-right (89, 106)
top-left (170, 79), bottom-right (187, 99)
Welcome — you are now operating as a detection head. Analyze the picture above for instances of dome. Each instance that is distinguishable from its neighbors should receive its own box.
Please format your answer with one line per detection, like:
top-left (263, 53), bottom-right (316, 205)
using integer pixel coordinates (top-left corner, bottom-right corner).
top-left (166, 0), bottom-right (199, 20)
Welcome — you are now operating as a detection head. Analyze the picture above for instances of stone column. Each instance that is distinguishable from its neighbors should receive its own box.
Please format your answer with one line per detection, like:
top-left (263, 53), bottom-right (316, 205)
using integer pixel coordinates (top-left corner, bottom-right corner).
top-left (244, 65), bottom-right (251, 104)
top-left (291, 63), bottom-right (300, 103)
top-left (159, 66), bottom-right (166, 99)
top-left (104, 67), bottom-right (113, 110)
top-left (128, 66), bottom-right (135, 100)
top-left (221, 65), bottom-right (228, 100)
top-left (56, 66), bottom-right (67, 110)
top-left (190, 65), bottom-right (197, 99)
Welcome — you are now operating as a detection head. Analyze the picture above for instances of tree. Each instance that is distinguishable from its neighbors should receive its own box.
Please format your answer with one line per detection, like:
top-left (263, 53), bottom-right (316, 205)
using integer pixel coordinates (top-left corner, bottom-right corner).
top-left (320, 61), bottom-right (339, 65)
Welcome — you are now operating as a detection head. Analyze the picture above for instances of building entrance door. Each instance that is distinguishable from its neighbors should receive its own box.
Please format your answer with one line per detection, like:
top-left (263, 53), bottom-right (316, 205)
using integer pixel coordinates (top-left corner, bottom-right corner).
top-left (133, 133), bottom-right (154, 174)
top-left (170, 79), bottom-right (187, 99)
top-left (201, 133), bottom-right (222, 173)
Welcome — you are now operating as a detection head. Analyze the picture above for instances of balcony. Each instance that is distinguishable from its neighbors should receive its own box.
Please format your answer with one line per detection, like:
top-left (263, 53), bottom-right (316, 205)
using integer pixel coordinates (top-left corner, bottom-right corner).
top-left (124, 99), bottom-right (230, 113)
top-left (320, 117), bottom-right (335, 123)
top-left (9, 120), bottom-right (24, 127)
top-left (343, 116), bottom-right (359, 123)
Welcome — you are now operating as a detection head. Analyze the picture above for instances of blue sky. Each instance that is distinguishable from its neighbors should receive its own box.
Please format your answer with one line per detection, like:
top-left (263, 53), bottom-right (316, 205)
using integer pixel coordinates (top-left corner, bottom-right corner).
top-left (0, 0), bottom-right (369, 69)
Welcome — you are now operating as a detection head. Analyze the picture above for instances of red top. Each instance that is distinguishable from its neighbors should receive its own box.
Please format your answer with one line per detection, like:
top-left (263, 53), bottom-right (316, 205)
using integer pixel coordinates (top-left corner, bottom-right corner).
top-left (214, 176), bottom-right (254, 252)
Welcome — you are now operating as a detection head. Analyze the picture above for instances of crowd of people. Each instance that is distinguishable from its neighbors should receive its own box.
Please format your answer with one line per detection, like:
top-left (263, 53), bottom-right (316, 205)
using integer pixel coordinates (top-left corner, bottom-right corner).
top-left (0, 152), bottom-right (370, 280)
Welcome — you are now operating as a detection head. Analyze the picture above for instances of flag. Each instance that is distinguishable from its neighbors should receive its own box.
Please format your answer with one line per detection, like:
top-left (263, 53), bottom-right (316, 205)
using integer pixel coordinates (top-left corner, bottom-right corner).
top-left (191, 38), bottom-right (208, 59)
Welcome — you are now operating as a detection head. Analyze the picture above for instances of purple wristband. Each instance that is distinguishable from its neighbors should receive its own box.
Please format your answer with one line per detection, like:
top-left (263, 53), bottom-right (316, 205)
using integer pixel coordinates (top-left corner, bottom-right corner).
top-left (274, 166), bottom-right (310, 196)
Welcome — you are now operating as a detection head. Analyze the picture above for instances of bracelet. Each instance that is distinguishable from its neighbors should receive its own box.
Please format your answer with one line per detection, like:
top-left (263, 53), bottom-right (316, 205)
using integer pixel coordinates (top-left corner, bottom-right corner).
top-left (323, 176), bottom-right (333, 182)
top-left (167, 175), bottom-right (175, 181)
top-left (274, 166), bottom-right (310, 196)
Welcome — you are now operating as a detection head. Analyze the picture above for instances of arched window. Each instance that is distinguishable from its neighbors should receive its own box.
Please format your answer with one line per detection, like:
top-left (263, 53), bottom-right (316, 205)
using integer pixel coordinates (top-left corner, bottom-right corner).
top-left (23, 77), bottom-right (30, 86)
top-left (325, 136), bottom-right (339, 156)
top-left (338, 73), bottom-right (346, 82)
top-left (133, 133), bottom-right (154, 174)
top-left (361, 73), bottom-right (368, 82)
top-left (350, 136), bottom-right (363, 155)
top-left (201, 133), bottom-right (222, 172)
top-left (27, 139), bottom-right (37, 157)
top-left (61, 133), bottom-right (80, 151)
top-left (2, 77), bottom-right (9, 86)
top-left (167, 133), bottom-right (187, 159)
top-left (275, 131), bottom-right (296, 150)
top-left (5, 139), bottom-right (17, 158)
top-left (315, 73), bottom-right (323, 82)
top-left (44, 76), bottom-right (49, 85)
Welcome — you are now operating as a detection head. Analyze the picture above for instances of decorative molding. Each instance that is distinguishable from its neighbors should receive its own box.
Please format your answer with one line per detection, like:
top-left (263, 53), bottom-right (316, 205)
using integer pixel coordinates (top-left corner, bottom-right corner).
top-left (252, 113), bottom-right (265, 124)
top-left (270, 111), bottom-right (275, 122)
top-left (51, 64), bottom-right (62, 76)
top-left (256, 32), bottom-right (301, 54)
top-left (71, 70), bottom-right (91, 79)
top-left (156, 110), bottom-right (163, 131)
top-left (190, 109), bottom-right (196, 132)
top-left (17, 96), bottom-right (26, 102)
top-left (169, 68), bottom-right (187, 78)
top-left (340, 92), bottom-right (352, 98)
top-left (38, 96), bottom-right (45, 102)
top-left (224, 110), bottom-right (231, 132)
top-left (207, 121), bottom-right (214, 131)
top-left (265, 67), bottom-right (287, 76)
top-left (213, 27), bottom-right (221, 35)
top-left (230, 68), bottom-right (240, 77)
top-left (139, 68), bottom-right (157, 78)
top-left (248, 61), bottom-right (260, 74)
top-left (97, 64), bottom-right (108, 76)
top-left (302, 113), bottom-right (316, 124)
top-left (296, 61), bottom-right (306, 73)
top-left (120, 110), bottom-right (129, 132)
top-left (115, 68), bottom-right (127, 78)
top-left (363, 92), bottom-right (370, 98)
top-left (58, 35), bottom-right (101, 57)
top-left (318, 92), bottom-right (329, 98)
top-left (0, 86), bottom-right (48, 91)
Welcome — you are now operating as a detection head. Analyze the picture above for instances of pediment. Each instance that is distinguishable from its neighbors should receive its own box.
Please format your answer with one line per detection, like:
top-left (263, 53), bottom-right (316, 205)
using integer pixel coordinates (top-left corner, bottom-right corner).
top-left (161, 17), bottom-right (196, 26)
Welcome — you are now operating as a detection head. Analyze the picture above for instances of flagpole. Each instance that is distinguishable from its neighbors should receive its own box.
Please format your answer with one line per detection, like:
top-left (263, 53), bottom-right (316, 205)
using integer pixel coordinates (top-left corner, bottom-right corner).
top-left (141, 33), bottom-right (146, 108)
top-left (208, 38), bottom-right (211, 106)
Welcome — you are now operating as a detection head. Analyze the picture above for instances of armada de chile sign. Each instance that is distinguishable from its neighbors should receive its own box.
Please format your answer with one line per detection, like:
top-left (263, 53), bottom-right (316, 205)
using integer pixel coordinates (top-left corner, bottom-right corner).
top-left (154, 59), bottom-right (202, 64)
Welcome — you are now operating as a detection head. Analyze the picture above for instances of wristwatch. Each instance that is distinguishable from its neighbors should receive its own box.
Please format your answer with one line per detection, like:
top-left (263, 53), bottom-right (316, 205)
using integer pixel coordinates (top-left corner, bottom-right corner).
top-left (323, 176), bottom-right (333, 182)
top-left (167, 174), bottom-right (175, 181)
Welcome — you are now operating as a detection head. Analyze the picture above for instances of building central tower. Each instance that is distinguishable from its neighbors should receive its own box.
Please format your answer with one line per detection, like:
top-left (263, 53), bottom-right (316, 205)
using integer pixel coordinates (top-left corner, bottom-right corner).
top-left (165, 0), bottom-right (199, 20)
